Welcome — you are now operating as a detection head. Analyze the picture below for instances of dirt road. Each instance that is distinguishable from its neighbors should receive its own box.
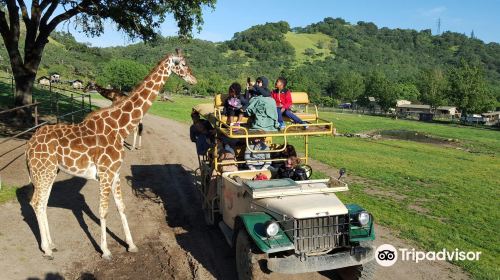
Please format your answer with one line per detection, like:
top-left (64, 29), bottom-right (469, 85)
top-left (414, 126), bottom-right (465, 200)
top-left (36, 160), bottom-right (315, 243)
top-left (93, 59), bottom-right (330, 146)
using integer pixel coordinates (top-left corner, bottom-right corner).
top-left (0, 100), bottom-right (470, 279)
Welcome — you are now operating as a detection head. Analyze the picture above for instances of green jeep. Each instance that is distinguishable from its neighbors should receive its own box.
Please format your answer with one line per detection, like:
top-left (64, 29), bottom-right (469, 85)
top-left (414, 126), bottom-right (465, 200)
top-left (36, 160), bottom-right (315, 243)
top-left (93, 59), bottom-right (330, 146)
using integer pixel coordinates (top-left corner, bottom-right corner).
top-left (193, 95), bottom-right (376, 279)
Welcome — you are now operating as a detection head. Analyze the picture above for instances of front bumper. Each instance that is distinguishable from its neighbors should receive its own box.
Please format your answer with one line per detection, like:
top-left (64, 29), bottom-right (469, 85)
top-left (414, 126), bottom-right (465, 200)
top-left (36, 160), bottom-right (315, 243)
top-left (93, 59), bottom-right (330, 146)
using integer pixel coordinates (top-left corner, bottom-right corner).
top-left (267, 245), bottom-right (374, 274)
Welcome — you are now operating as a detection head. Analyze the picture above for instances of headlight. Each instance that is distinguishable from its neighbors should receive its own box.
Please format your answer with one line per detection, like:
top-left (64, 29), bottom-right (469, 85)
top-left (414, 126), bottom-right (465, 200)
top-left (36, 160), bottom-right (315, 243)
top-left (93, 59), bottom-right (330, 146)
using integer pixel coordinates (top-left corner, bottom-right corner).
top-left (358, 211), bottom-right (370, 226)
top-left (265, 221), bottom-right (280, 237)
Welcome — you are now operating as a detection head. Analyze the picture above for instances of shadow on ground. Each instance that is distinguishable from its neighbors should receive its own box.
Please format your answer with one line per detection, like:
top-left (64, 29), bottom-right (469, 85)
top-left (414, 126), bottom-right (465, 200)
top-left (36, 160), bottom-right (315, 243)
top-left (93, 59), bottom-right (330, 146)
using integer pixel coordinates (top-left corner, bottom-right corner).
top-left (16, 177), bottom-right (127, 255)
top-left (127, 164), bottom-right (237, 279)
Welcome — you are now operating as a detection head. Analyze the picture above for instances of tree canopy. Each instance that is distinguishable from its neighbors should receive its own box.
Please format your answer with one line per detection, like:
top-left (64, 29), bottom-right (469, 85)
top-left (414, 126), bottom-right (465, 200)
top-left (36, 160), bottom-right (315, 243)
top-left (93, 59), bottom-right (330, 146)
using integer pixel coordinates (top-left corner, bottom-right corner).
top-left (0, 0), bottom-right (216, 121)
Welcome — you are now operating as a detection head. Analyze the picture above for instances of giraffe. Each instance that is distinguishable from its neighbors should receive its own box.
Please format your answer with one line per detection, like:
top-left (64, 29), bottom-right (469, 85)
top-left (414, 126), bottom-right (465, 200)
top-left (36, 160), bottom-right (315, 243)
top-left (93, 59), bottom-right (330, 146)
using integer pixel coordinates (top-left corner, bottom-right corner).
top-left (84, 82), bottom-right (144, 150)
top-left (25, 49), bottom-right (196, 260)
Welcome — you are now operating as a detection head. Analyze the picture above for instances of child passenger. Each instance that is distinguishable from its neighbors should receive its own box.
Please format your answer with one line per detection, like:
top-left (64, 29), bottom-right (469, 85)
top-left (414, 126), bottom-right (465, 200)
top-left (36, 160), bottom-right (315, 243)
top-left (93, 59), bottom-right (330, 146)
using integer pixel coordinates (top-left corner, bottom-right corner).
top-left (271, 77), bottom-right (307, 130)
top-left (224, 82), bottom-right (247, 126)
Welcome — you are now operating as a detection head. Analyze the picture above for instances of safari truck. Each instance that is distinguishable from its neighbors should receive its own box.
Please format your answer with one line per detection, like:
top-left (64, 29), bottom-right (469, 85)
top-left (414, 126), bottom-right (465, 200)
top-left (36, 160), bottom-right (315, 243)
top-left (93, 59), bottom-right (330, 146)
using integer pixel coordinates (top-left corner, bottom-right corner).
top-left (193, 92), bottom-right (376, 279)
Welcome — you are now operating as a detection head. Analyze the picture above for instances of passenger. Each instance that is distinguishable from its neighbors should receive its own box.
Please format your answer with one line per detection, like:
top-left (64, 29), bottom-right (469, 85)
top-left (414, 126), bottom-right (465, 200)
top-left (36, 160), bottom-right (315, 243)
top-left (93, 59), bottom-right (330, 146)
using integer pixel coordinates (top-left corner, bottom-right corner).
top-left (245, 76), bottom-right (279, 131)
top-left (244, 138), bottom-right (271, 170)
top-left (277, 156), bottom-right (308, 181)
top-left (244, 77), bottom-right (255, 100)
top-left (223, 82), bottom-right (247, 127)
top-left (190, 110), bottom-right (215, 155)
top-left (271, 77), bottom-right (307, 130)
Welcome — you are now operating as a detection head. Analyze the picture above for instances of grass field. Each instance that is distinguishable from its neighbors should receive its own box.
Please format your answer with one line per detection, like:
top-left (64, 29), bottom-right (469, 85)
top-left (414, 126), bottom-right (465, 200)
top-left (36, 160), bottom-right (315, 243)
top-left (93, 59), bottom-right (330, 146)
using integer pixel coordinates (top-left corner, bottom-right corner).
top-left (284, 32), bottom-right (334, 63)
top-left (0, 185), bottom-right (17, 204)
top-left (147, 96), bottom-right (499, 279)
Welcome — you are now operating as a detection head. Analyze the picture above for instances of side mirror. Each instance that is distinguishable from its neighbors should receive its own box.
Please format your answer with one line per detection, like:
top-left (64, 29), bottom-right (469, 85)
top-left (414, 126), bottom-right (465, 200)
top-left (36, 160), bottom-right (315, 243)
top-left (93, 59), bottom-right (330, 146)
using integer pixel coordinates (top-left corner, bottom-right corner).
top-left (338, 168), bottom-right (346, 180)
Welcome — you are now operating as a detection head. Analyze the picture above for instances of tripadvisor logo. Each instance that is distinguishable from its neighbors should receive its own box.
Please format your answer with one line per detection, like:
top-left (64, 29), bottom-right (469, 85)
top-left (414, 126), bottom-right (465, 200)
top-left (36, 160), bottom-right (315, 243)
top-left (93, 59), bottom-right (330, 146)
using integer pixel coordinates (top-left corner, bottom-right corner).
top-left (375, 244), bottom-right (481, 267)
top-left (375, 244), bottom-right (398, 267)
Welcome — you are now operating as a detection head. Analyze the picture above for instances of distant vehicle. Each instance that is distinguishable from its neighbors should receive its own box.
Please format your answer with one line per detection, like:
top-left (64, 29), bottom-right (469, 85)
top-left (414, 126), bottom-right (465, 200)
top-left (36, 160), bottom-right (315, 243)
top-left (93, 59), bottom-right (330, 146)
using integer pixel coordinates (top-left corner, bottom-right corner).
top-left (339, 103), bottom-right (352, 109)
top-left (461, 114), bottom-right (485, 125)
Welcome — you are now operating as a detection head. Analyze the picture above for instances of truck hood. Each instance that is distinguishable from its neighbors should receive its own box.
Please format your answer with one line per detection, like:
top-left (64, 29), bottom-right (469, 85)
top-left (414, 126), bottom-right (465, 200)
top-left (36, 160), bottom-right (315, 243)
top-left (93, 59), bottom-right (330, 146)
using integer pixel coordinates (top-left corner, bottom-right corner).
top-left (256, 193), bottom-right (348, 219)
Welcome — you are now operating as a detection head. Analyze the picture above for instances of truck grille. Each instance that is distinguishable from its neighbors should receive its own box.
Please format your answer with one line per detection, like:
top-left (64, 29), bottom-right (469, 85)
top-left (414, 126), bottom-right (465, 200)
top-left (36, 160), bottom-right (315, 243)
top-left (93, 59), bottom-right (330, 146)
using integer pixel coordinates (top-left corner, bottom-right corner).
top-left (293, 215), bottom-right (349, 254)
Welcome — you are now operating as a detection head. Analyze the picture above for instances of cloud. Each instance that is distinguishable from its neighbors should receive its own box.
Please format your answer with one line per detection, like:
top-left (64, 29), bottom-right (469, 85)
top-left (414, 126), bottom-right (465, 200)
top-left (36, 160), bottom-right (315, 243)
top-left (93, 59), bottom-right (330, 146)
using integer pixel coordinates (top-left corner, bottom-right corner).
top-left (419, 6), bottom-right (447, 17)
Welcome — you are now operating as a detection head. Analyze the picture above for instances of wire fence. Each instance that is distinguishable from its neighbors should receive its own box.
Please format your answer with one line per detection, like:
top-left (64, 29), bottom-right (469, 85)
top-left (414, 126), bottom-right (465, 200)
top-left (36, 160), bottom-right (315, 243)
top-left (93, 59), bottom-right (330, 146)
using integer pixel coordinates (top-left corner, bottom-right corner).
top-left (0, 75), bottom-right (93, 124)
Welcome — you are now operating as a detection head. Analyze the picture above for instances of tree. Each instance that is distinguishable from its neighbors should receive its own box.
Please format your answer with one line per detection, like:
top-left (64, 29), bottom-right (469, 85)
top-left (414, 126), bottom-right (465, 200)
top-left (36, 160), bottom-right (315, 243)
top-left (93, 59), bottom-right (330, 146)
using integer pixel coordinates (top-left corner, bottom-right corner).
top-left (0, 0), bottom-right (215, 122)
top-left (364, 71), bottom-right (396, 112)
top-left (97, 59), bottom-right (148, 92)
top-left (417, 68), bottom-right (448, 110)
top-left (328, 70), bottom-right (364, 104)
top-left (448, 60), bottom-right (494, 114)
top-left (304, 48), bottom-right (315, 57)
top-left (394, 82), bottom-right (419, 102)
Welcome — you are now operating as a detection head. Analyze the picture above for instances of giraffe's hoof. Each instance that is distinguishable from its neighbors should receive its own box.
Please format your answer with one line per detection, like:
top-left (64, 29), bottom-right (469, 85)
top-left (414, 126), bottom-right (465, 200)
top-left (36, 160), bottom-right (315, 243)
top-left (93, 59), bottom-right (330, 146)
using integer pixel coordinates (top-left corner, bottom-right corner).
top-left (102, 253), bottom-right (113, 260)
top-left (128, 245), bottom-right (138, 253)
top-left (51, 248), bottom-right (58, 252)
top-left (43, 254), bottom-right (54, 260)
top-left (50, 245), bottom-right (58, 252)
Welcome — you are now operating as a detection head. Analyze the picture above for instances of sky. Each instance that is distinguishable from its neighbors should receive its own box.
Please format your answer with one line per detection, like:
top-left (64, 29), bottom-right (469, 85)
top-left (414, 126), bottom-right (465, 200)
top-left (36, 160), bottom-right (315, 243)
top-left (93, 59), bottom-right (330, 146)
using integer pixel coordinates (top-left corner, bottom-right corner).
top-left (62, 0), bottom-right (500, 47)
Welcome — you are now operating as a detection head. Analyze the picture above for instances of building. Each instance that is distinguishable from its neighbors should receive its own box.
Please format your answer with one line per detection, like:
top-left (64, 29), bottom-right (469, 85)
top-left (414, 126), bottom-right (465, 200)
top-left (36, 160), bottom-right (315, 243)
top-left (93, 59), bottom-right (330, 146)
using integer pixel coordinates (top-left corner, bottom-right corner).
top-left (50, 73), bottom-right (60, 83)
top-left (37, 76), bottom-right (50, 87)
top-left (396, 104), bottom-right (459, 118)
top-left (435, 106), bottom-right (460, 117)
top-left (481, 111), bottom-right (500, 126)
top-left (396, 100), bottom-right (411, 107)
top-left (70, 79), bottom-right (84, 89)
top-left (396, 104), bottom-right (431, 114)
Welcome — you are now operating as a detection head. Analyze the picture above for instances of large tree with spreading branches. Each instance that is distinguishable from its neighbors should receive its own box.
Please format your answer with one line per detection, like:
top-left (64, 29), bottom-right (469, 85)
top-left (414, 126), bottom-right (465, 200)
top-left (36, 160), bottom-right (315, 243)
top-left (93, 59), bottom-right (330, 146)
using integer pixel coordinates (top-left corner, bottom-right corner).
top-left (0, 0), bottom-right (215, 121)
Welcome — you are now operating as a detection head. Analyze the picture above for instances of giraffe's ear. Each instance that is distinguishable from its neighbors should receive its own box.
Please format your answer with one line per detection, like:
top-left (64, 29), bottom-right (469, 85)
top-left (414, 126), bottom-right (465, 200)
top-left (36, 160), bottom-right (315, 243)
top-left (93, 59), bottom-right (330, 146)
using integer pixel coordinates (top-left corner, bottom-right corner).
top-left (175, 48), bottom-right (183, 56)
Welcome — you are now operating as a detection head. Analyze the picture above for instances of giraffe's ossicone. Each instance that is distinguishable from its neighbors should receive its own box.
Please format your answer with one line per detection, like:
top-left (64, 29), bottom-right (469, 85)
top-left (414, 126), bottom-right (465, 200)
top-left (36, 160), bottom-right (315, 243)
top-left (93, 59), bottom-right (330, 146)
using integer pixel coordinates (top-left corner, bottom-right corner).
top-left (25, 49), bottom-right (196, 260)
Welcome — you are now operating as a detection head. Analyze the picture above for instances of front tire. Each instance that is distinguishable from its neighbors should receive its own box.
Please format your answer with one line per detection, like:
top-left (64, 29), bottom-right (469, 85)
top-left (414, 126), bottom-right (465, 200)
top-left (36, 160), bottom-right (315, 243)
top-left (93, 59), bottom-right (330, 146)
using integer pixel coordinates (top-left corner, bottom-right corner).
top-left (235, 229), bottom-right (269, 280)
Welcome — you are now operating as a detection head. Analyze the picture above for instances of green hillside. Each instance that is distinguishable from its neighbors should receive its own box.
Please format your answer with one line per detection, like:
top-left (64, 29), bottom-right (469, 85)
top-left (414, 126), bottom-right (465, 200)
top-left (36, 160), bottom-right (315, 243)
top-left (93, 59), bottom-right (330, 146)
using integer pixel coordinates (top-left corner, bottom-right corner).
top-left (284, 32), bottom-right (334, 63)
top-left (1, 18), bottom-right (499, 114)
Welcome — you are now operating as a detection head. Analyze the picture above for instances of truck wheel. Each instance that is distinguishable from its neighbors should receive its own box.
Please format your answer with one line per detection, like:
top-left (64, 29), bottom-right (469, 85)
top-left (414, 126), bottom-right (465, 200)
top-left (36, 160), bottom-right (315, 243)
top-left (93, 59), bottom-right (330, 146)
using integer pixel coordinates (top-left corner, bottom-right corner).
top-left (235, 229), bottom-right (269, 280)
top-left (334, 260), bottom-right (376, 280)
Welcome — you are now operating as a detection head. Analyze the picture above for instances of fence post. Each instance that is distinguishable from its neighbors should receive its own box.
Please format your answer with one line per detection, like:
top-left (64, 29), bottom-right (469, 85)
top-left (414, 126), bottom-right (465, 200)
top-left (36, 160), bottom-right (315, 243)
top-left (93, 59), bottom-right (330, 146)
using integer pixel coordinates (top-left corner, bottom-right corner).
top-left (81, 94), bottom-right (85, 119)
top-left (70, 93), bottom-right (74, 123)
top-left (49, 81), bottom-right (53, 114)
top-left (55, 87), bottom-right (60, 121)
top-left (88, 94), bottom-right (92, 112)
top-left (34, 99), bottom-right (39, 126)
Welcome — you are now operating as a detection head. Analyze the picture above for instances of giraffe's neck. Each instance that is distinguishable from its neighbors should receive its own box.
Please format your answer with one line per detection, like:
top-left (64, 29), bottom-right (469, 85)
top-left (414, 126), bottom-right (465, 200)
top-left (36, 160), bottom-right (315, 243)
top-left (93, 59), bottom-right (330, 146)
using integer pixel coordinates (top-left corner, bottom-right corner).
top-left (102, 54), bottom-right (173, 138)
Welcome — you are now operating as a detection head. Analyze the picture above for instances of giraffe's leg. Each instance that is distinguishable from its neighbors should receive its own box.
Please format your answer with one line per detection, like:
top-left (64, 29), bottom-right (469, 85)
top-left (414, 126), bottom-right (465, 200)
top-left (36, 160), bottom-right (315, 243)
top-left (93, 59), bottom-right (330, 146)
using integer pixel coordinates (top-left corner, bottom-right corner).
top-left (98, 180), bottom-right (113, 260)
top-left (30, 169), bottom-right (57, 259)
top-left (41, 186), bottom-right (57, 251)
top-left (111, 175), bottom-right (138, 252)
top-left (137, 122), bottom-right (143, 150)
top-left (132, 127), bottom-right (137, 150)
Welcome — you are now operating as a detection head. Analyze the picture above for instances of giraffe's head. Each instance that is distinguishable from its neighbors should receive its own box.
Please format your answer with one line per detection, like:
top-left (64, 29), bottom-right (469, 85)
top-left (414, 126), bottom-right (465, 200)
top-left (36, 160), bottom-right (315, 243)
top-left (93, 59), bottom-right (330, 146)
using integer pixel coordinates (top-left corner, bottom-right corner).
top-left (169, 48), bottom-right (197, 85)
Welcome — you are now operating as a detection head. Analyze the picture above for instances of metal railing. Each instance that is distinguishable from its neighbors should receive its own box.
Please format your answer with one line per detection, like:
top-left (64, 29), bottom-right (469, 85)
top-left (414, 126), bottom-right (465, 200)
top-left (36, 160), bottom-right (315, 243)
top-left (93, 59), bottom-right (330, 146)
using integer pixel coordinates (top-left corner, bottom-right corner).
top-left (0, 75), bottom-right (93, 123)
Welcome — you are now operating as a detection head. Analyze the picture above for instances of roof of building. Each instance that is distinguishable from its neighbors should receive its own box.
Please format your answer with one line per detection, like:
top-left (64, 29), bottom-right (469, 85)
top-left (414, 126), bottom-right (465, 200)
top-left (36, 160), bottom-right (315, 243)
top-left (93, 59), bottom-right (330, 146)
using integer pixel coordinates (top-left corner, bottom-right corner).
top-left (481, 111), bottom-right (500, 116)
top-left (397, 104), bottom-right (431, 109)
top-left (436, 106), bottom-right (457, 110)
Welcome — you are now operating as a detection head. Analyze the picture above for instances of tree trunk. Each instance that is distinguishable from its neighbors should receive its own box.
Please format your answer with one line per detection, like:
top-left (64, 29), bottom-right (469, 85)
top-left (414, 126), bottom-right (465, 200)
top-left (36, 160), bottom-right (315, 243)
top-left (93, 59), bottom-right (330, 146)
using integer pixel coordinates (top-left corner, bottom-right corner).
top-left (11, 45), bottom-right (44, 123)
top-left (13, 69), bottom-right (36, 122)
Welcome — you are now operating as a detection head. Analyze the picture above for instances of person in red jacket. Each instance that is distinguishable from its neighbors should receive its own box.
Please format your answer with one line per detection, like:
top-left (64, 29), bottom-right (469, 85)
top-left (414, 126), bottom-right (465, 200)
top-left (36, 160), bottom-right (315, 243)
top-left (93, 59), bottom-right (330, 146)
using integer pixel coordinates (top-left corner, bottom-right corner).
top-left (271, 77), bottom-right (307, 130)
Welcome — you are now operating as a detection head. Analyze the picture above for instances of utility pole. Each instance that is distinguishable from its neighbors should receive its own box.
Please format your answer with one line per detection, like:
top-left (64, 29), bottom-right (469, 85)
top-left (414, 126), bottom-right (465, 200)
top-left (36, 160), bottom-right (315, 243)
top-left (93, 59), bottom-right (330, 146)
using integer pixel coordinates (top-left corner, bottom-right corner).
top-left (437, 18), bottom-right (441, 35)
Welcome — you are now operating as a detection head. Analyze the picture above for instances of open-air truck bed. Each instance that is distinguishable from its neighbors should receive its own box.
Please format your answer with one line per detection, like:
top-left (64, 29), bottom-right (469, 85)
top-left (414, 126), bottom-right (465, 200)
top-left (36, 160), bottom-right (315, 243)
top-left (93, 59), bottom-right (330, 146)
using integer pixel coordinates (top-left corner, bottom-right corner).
top-left (192, 97), bottom-right (375, 279)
